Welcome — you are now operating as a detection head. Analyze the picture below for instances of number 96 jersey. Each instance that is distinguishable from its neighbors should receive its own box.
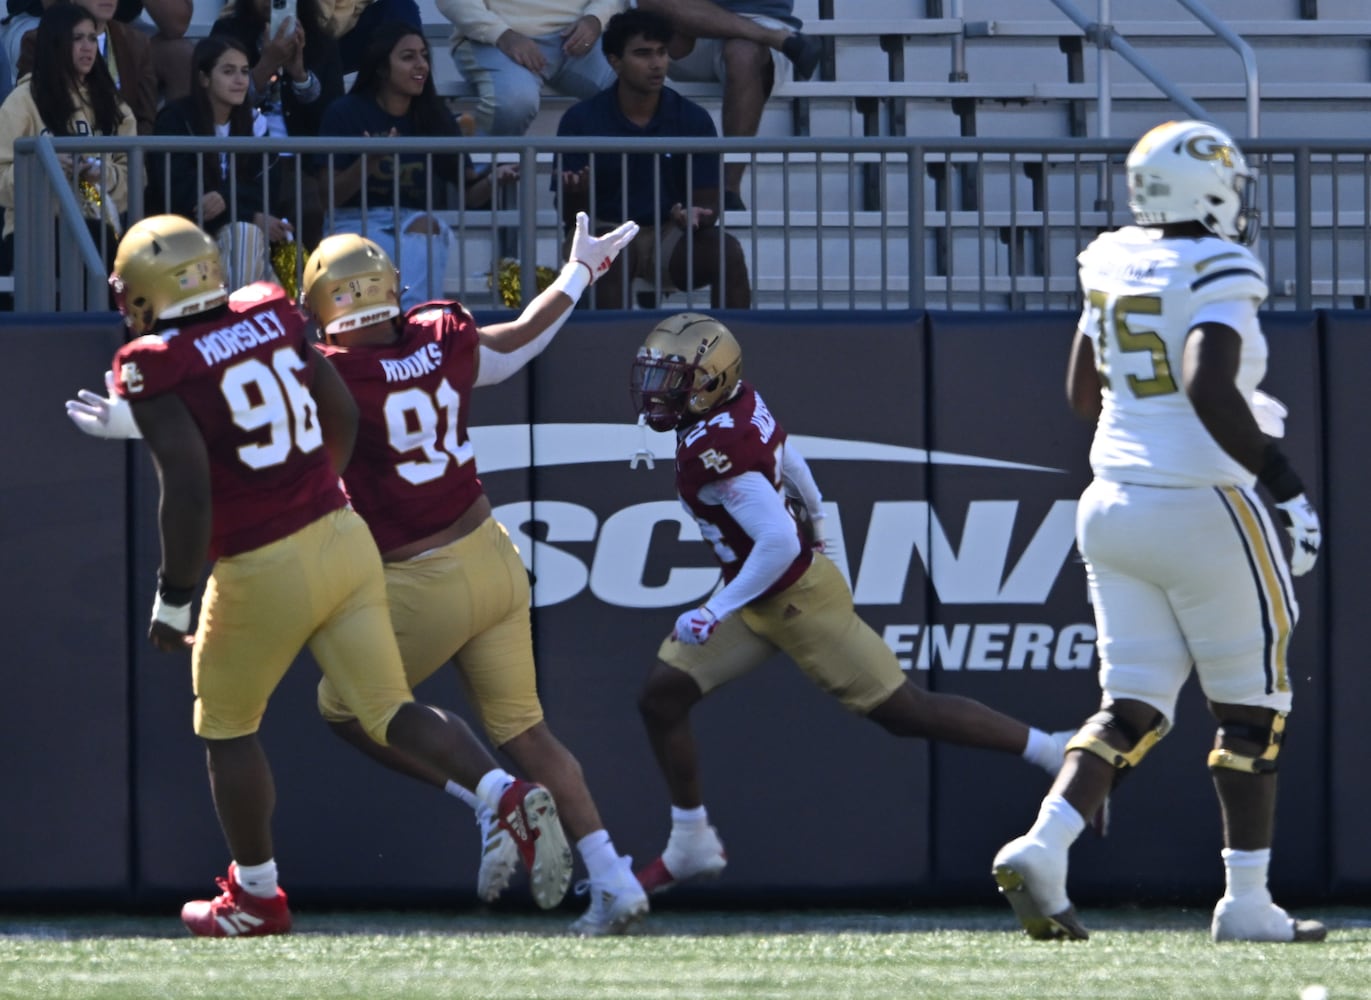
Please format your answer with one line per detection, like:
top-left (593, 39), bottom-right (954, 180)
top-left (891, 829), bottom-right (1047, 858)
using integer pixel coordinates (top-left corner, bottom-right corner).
top-left (1077, 227), bottom-right (1268, 488)
top-left (112, 283), bottom-right (345, 558)
top-left (317, 303), bottom-right (485, 555)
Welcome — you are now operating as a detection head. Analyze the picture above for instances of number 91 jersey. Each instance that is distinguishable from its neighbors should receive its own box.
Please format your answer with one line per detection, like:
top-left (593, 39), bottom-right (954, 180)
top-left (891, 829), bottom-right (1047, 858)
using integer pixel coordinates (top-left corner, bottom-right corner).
top-left (1076, 226), bottom-right (1269, 488)
top-left (317, 303), bottom-right (484, 555)
top-left (112, 283), bottom-right (345, 559)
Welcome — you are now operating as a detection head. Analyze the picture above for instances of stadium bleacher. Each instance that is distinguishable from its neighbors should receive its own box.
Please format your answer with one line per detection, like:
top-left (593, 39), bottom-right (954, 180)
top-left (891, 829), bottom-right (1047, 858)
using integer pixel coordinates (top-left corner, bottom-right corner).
top-left (51, 1), bottom-right (1371, 308)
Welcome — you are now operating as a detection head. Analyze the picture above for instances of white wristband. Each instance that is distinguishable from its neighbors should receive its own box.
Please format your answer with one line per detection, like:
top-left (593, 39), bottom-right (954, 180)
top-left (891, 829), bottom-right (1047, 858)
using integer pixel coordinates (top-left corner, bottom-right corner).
top-left (548, 260), bottom-right (592, 302)
top-left (152, 593), bottom-right (193, 633)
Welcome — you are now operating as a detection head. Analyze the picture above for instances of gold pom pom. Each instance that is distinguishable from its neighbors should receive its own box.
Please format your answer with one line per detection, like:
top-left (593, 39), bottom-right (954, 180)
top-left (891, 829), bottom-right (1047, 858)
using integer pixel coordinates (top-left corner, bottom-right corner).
top-left (78, 179), bottom-right (102, 211)
top-left (79, 178), bottom-right (122, 238)
top-left (489, 258), bottom-right (559, 308)
top-left (271, 240), bottom-right (300, 299)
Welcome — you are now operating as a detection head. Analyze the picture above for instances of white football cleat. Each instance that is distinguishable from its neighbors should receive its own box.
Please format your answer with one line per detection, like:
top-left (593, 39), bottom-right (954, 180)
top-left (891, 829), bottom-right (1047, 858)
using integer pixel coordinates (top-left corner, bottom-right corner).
top-left (475, 807), bottom-right (519, 904)
top-left (992, 836), bottom-right (1088, 941)
top-left (570, 856), bottom-right (650, 937)
top-left (635, 825), bottom-right (727, 895)
top-left (1212, 893), bottom-right (1327, 942)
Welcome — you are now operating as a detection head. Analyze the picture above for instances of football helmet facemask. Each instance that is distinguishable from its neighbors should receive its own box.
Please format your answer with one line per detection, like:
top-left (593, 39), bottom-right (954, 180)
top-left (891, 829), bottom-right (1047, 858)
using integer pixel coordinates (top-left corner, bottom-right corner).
top-left (302, 234), bottom-right (401, 337)
top-left (109, 215), bottom-right (228, 335)
top-left (1126, 120), bottom-right (1259, 245)
top-left (630, 312), bottom-right (743, 431)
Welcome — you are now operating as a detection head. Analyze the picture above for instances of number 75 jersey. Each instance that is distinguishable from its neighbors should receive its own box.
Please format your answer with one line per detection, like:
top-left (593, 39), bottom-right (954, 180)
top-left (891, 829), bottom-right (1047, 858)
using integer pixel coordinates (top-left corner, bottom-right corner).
top-left (1076, 226), bottom-right (1268, 488)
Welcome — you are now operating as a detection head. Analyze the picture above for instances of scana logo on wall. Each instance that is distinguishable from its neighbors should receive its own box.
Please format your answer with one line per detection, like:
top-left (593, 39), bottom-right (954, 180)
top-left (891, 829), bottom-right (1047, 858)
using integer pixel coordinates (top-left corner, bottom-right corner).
top-left (472, 423), bottom-right (1096, 672)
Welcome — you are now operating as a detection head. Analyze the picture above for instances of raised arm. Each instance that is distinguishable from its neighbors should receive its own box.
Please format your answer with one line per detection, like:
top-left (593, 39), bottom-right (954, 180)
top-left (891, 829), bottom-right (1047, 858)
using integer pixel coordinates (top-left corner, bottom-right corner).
top-left (473, 212), bottom-right (638, 386)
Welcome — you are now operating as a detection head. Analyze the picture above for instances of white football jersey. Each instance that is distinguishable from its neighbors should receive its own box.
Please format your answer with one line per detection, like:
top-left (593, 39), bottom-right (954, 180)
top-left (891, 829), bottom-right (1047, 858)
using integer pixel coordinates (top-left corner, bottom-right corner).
top-left (1076, 226), bottom-right (1269, 488)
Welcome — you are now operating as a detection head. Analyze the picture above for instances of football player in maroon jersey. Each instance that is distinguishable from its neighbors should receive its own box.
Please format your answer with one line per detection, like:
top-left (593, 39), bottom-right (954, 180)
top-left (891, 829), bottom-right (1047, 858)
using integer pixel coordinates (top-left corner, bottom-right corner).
top-left (78, 215), bottom-right (575, 937)
top-left (291, 214), bottom-right (651, 936)
top-left (628, 312), bottom-right (1078, 895)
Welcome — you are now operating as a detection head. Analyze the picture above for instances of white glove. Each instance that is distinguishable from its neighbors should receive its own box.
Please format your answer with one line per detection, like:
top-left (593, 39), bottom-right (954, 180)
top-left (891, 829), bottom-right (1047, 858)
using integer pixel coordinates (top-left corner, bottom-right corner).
top-left (1251, 389), bottom-right (1288, 439)
top-left (674, 604), bottom-right (720, 645)
top-left (570, 211), bottom-right (639, 284)
top-left (1275, 493), bottom-right (1321, 576)
top-left (66, 371), bottom-right (142, 440)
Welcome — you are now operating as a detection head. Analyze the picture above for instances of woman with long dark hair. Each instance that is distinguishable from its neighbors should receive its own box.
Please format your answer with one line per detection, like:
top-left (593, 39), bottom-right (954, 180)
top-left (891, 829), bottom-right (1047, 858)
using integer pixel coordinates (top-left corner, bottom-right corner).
top-left (0, 1), bottom-right (134, 277)
top-left (212, 0), bottom-right (341, 249)
top-left (212, 0), bottom-right (342, 139)
top-left (315, 20), bottom-right (513, 309)
top-left (149, 34), bottom-right (293, 291)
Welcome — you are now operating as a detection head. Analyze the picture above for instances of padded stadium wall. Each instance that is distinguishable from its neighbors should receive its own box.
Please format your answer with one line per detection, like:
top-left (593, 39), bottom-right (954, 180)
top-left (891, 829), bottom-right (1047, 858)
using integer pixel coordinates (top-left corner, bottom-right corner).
top-left (1, 309), bottom-right (1366, 909)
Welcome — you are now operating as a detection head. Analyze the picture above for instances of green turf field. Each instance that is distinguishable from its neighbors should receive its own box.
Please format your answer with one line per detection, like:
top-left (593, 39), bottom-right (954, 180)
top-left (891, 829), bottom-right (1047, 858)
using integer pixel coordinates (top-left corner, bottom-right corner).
top-left (2, 907), bottom-right (1368, 1000)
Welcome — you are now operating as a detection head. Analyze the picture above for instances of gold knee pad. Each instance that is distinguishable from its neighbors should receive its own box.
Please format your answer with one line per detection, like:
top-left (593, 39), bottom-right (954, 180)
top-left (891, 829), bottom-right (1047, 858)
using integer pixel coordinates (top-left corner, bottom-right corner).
top-left (1208, 712), bottom-right (1286, 774)
top-left (1065, 709), bottom-right (1171, 772)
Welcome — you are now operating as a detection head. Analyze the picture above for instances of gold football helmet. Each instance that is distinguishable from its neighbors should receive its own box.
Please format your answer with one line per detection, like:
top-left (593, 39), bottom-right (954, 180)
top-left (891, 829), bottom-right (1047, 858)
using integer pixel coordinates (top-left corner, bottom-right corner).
top-left (110, 215), bottom-right (228, 334)
top-left (630, 312), bottom-right (743, 431)
top-left (302, 234), bottom-right (401, 337)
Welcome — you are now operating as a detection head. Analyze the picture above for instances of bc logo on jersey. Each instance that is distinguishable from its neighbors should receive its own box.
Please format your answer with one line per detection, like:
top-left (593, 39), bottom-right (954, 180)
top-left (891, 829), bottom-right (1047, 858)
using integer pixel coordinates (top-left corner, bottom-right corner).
top-left (121, 362), bottom-right (144, 394)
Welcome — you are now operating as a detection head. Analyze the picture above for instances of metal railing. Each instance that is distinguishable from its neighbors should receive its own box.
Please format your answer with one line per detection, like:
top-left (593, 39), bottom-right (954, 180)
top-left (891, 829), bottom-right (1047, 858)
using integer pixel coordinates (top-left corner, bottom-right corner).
top-left (10, 134), bottom-right (1371, 314)
top-left (1041, 0), bottom-right (1259, 138)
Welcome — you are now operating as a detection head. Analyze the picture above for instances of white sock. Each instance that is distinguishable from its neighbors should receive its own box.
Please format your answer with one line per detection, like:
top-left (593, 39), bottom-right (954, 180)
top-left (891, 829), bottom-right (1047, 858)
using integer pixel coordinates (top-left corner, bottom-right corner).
top-left (577, 829), bottom-right (620, 883)
top-left (1221, 847), bottom-right (1271, 898)
top-left (445, 779), bottom-right (481, 813)
top-left (475, 769), bottom-right (516, 813)
top-left (670, 804), bottom-right (709, 834)
top-left (1028, 794), bottom-right (1086, 853)
top-left (234, 859), bottom-right (279, 899)
top-left (1021, 727), bottom-right (1058, 771)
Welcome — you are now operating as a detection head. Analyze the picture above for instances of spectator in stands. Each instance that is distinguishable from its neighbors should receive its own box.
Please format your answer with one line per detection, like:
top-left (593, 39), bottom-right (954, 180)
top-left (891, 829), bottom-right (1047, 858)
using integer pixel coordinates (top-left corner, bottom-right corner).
top-left (4, 0), bottom-right (191, 98)
top-left (149, 35), bottom-right (292, 290)
top-left (0, 32), bottom-right (10, 105)
top-left (318, 0), bottom-right (422, 75)
top-left (214, 0), bottom-right (343, 135)
top-left (0, 0), bottom-right (36, 89)
top-left (139, 0), bottom-right (194, 99)
top-left (15, 0), bottom-right (159, 134)
top-left (556, 7), bottom-right (750, 309)
top-left (434, 0), bottom-right (621, 137)
top-left (0, 1), bottom-right (134, 281)
top-left (316, 20), bottom-right (514, 309)
top-left (632, 0), bottom-right (819, 211)
top-left (213, 0), bottom-right (344, 249)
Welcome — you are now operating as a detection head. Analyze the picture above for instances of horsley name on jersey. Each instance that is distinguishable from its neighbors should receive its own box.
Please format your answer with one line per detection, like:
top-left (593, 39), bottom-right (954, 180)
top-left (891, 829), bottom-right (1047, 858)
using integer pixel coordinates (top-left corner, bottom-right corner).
top-left (117, 283), bottom-right (302, 394)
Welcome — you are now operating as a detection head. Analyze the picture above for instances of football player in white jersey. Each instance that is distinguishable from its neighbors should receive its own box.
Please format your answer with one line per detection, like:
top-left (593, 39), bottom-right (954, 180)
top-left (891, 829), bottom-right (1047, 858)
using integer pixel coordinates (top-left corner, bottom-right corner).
top-left (991, 120), bottom-right (1326, 944)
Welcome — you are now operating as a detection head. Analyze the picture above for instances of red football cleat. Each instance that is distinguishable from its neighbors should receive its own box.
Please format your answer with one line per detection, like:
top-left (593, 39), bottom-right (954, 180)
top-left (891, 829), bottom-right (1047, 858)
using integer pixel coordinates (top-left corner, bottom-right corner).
top-left (496, 779), bottom-right (573, 909)
top-left (635, 826), bottom-right (727, 895)
top-left (180, 863), bottom-right (293, 938)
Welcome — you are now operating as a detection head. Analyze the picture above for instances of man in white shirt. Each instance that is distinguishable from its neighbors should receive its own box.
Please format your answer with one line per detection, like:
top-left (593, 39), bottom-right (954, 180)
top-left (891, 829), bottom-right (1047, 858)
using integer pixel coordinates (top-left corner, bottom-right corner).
top-left (435, 0), bottom-right (622, 135)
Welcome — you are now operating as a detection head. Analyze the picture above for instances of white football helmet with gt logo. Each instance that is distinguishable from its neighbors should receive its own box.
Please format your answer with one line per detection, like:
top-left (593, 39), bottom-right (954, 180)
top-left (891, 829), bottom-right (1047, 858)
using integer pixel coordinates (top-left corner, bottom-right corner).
top-left (631, 312), bottom-right (743, 431)
top-left (110, 215), bottom-right (228, 335)
top-left (302, 234), bottom-right (401, 338)
top-left (1126, 120), bottom-right (1258, 245)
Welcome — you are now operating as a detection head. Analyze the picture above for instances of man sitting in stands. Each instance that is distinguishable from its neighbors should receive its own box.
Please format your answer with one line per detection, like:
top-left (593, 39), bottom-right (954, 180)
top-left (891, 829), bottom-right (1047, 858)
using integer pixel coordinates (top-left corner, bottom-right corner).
top-left (632, 0), bottom-right (819, 211)
top-left (556, 7), bottom-right (750, 310)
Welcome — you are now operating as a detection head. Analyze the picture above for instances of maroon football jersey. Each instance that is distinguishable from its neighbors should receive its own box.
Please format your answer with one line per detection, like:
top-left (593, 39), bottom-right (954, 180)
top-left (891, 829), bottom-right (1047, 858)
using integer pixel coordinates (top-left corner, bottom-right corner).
top-left (317, 303), bottom-right (486, 555)
top-left (112, 283), bottom-right (346, 558)
top-left (675, 382), bottom-right (812, 597)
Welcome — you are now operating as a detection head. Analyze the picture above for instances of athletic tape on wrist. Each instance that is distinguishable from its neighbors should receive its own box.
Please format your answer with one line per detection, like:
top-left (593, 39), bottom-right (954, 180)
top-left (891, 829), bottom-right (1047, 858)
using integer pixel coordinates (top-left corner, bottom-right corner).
top-left (151, 592), bottom-right (192, 633)
top-left (549, 261), bottom-right (592, 301)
